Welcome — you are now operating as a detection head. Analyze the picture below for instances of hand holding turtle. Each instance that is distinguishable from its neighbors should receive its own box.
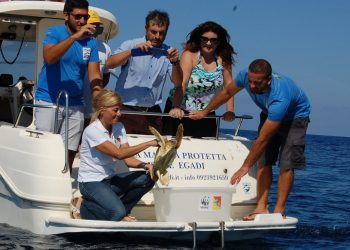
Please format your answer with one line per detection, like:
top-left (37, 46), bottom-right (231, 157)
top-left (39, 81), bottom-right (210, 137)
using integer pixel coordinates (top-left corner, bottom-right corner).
top-left (149, 124), bottom-right (183, 186)
top-left (143, 163), bottom-right (159, 182)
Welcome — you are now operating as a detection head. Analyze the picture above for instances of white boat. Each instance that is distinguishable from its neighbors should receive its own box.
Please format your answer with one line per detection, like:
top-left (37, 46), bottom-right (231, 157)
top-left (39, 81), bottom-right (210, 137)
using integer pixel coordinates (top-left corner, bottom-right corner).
top-left (0, 1), bottom-right (297, 247)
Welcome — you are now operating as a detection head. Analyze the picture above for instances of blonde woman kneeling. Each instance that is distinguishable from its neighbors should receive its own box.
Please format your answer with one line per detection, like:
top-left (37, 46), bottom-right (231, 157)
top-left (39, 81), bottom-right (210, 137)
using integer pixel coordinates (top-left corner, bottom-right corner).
top-left (78, 89), bottom-right (158, 221)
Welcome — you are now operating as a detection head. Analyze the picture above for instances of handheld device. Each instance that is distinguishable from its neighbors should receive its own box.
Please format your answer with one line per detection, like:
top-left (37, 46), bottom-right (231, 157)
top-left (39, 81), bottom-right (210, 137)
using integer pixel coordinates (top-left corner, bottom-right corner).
top-left (94, 26), bottom-right (104, 36)
top-left (131, 47), bottom-right (168, 57)
top-left (150, 48), bottom-right (168, 56)
top-left (88, 26), bottom-right (104, 37)
top-left (131, 48), bottom-right (152, 57)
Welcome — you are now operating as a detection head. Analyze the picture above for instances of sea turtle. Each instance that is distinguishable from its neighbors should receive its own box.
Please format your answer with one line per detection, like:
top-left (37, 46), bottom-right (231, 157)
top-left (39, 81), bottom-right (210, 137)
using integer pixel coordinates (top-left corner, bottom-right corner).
top-left (149, 124), bottom-right (184, 186)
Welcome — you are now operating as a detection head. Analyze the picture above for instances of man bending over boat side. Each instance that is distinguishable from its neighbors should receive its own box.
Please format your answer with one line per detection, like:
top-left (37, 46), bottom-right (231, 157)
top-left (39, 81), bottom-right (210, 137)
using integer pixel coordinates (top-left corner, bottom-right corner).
top-left (190, 59), bottom-right (311, 220)
top-left (34, 0), bottom-right (103, 172)
top-left (78, 89), bottom-right (158, 221)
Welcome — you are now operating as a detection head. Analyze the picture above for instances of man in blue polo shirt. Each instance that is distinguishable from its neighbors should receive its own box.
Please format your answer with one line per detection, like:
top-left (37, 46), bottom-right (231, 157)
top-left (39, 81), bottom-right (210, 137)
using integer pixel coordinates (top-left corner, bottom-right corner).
top-left (190, 59), bottom-right (311, 220)
top-left (34, 0), bottom-right (103, 172)
top-left (106, 9), bottom-right (183, 134)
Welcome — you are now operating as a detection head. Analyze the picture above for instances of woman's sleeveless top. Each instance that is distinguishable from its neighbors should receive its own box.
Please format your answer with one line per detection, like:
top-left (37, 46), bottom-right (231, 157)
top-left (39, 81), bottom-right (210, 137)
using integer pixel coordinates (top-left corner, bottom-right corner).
top-left (169, 53), bottom-right (224, 111)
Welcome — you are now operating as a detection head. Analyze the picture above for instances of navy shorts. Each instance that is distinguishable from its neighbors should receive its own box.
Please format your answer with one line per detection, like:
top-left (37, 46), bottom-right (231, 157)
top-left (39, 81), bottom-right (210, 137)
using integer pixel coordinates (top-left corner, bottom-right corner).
top-left (120, 104), bottom-right (162, 135)
top-left (258, 112), bottom-right (310, 170)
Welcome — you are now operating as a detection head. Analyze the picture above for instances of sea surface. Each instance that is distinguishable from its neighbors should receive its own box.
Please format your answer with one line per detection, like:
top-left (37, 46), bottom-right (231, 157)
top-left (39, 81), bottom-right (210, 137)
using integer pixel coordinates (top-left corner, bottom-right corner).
top-left (1, 130), bottom-right (349, 249)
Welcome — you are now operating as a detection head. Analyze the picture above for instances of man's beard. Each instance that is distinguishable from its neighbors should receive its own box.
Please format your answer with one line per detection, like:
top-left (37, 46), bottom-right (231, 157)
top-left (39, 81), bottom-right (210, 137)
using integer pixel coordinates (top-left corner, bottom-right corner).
top-left (153, 39), bottom-right (162, 45)
top-left (250, 88), bottom-right (265, 95)
top-left (66, 20), bottom-right (78, 34)
top-left (148, 38), bottom-right (163, 47)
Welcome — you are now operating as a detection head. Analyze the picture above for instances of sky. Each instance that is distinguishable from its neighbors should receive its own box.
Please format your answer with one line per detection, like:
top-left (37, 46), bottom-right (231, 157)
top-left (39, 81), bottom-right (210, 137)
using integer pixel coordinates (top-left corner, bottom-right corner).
top-left (87, 0), bottom-right (350, 137)
top-left (2, 0), bottom-right (349, 137)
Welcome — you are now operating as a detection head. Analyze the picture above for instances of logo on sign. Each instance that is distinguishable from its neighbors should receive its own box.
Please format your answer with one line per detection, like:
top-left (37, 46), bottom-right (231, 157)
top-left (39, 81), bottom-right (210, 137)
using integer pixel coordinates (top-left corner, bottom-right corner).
top-left (242, 182), bottom-right (251, 193)
top-left (212, 196), bottom-right (222, 210)
top-left (199, 195), bottom-right (222, 211)
top-left (200, 196), bottom-right (209, 206)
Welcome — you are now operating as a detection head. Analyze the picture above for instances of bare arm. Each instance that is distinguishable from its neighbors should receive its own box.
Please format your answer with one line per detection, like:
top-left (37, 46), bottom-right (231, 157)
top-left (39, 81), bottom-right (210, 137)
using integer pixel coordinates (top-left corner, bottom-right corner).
top-left (106, 40), bottom-right (154, 69)
top-left (168, 48), bottom-right (183, 87)
top-left (88, 62), bottom-right (103, 98)
top-left (43, 39), bottom-right (75, 65)
top-left (169, 51), bottom-right (194, 119)
top-left (123, 154), bottom-right (146, 168)
top-left (230, 119), bottom-right (281, 184)
top-left (123, 154), bottom-right (158, 181)
top-left (44, 24), bottom-right (96, 64)
top-left (222, 62), bottom-right (235, 121)
top-left (189, 79), bottom-right (242, 120)
top-left (95, 139), bottom-right (158, 160)
top-left (106, 49), bottom-right (132, 69)
top-left (172, 51), bottom-right (193, 106)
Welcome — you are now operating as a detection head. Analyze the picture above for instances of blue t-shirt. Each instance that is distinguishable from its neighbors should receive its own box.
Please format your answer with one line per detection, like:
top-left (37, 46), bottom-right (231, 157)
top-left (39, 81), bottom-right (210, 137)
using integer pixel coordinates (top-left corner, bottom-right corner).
top-left (235, 68), bottom-right (311, 121)
top-left (35, 24), bottom-right (99, 106)
top-left (114, 37), bottom-right (172, 107)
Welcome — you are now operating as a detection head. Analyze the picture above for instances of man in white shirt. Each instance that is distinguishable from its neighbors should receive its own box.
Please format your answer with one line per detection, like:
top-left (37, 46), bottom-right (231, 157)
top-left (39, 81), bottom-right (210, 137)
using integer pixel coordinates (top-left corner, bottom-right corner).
top-left (83, 10), bottom-right (113, 126)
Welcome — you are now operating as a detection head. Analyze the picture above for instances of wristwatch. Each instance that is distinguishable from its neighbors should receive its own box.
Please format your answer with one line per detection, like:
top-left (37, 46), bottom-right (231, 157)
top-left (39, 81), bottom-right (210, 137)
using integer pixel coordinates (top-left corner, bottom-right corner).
top-left (140, 162), bottom-right (149, 170)
top-left (171, 59), bottom-right (180, 66)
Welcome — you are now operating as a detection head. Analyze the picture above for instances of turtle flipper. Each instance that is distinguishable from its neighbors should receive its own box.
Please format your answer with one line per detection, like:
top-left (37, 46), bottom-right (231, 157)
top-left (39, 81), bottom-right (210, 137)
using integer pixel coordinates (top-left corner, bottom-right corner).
top-left (159, 172), bottom-right (169, 186)
top-left (149, 126), bottom-right (166, 147)
top-left (155, 170), bottom-right (169, 186)
top-left (175, 124), bottom-right (184, 149)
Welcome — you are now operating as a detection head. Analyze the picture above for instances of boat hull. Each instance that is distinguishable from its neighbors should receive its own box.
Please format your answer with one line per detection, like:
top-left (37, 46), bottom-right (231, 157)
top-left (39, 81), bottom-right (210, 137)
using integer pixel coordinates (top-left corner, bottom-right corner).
top-left (0, 123), bottom-right (297, 240)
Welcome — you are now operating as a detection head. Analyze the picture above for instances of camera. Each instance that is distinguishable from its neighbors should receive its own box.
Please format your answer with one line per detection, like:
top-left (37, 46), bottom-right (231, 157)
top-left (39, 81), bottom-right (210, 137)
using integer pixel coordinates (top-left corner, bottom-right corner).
top-left (94, 26), bottom-right (104, 36)
top-left (88, 26), bottom-right (104, 36)
top-left (131, 47), bottom-right (168, 57)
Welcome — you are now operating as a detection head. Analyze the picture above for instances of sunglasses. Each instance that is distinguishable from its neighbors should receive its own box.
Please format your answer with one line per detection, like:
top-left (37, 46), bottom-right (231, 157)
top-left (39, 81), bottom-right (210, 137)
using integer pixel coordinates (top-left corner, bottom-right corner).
top-left (200, 36), bottom-right (219, 44)
top-left (69, 13), bottom-right (90, 21)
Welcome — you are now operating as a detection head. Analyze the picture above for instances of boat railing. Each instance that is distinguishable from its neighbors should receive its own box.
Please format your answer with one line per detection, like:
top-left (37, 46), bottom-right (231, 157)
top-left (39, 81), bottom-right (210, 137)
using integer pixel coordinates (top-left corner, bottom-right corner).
top-left (121, 110), bottom-right (253, 139)
top-left (13, 90), bottom-right (70, 173)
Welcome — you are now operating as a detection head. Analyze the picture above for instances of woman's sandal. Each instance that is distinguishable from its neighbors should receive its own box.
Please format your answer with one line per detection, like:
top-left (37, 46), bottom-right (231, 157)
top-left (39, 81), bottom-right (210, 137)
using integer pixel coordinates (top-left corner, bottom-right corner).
top-left (70, 197), bottom-right (81, 219)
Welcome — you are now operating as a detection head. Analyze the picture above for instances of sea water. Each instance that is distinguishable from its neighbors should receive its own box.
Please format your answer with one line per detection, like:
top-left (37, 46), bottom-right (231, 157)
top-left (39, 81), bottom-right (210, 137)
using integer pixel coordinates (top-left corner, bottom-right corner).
top-left (1, 130), bottom-right (349, 249)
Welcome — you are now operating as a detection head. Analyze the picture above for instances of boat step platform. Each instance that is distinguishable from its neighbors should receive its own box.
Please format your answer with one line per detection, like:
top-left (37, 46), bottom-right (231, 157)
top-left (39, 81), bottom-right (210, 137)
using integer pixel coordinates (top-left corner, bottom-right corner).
top-left (46, 214), bottom-right (297, 247)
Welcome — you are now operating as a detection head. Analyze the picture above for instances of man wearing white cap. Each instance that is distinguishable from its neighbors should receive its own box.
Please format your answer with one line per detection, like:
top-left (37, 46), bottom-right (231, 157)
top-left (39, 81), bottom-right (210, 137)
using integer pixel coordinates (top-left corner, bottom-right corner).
top-left (83, 9), bottom-right (113, 126)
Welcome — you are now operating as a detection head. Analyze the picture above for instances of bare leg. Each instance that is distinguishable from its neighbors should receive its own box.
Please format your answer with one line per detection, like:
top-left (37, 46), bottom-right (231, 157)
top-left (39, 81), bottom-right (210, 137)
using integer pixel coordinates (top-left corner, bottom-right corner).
top-left (68, 150), bottom-right (77, 173)
top-left (71, 196), bottom-right (81, 219)
top-left (255, 164), bottom-right (272, 213)
top-left (244, 165), bottom-right (272, 220)
top-left (69, 149), bottom-right (81, 219)
top-left (274, 168), bottom-right (294, 215)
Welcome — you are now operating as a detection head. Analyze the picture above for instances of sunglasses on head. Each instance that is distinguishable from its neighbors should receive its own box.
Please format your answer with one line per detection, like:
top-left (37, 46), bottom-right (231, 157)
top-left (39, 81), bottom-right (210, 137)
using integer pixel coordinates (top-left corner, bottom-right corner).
top-left (200, 36), bottom-right (219, 44)
top-left (69, 13), bottom-right (90, 21)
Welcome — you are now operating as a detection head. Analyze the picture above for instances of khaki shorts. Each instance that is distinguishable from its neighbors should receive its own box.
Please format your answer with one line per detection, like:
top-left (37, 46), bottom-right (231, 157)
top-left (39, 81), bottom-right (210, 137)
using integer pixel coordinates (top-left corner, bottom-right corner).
top-left (258, 112), bottom-right (310, 170)
top-left (34, 100), bottom-right (84, 151)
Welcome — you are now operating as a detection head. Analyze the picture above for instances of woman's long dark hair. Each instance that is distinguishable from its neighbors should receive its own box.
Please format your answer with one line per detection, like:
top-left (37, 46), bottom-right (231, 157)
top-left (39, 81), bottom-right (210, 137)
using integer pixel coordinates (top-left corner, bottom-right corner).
top-left (184, 21), bottom-right (236, 66)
